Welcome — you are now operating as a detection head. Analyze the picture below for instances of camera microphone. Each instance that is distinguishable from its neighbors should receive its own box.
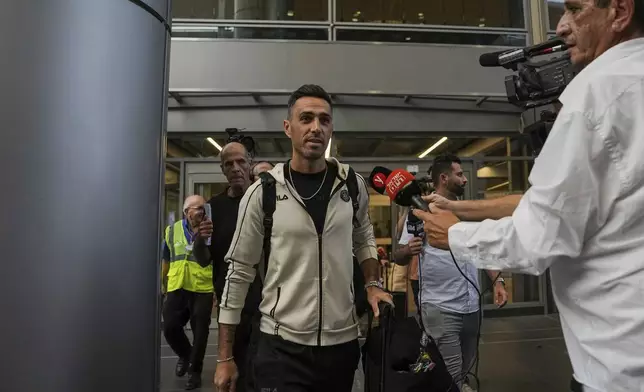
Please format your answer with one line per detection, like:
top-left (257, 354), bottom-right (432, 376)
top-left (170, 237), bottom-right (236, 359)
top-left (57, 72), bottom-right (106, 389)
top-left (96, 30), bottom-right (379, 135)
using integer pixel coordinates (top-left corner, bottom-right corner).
top-left (479, 37), bottom-right (568, 68)
top-left (479, 49), bottom-right (511, 67)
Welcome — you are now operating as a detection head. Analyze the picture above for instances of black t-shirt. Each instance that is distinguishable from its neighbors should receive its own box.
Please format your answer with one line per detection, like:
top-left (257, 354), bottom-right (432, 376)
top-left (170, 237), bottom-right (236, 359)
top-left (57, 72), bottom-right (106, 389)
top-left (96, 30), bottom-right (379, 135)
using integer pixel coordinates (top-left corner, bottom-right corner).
top-left (284, 161), bottom-right (338, 234)
top-left (208, 190), bottom-right (243, 302)
top-left (209, 189), bottom-right (263, 319)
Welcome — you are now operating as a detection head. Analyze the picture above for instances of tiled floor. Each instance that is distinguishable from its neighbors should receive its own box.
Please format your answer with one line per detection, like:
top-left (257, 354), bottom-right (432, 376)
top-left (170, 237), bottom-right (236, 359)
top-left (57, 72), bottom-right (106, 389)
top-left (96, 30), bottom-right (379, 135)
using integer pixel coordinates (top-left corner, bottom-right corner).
top-left (160, 314), bottom-right (572, 392)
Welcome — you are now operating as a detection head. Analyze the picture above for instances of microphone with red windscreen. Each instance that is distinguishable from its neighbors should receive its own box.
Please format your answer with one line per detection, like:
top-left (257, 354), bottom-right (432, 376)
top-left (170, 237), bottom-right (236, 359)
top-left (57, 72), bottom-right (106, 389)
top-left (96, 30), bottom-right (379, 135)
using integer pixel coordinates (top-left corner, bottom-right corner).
top-left (384, 169), bottom-right (429, 212)
top-left (369, 166), bottom-right (392, 195)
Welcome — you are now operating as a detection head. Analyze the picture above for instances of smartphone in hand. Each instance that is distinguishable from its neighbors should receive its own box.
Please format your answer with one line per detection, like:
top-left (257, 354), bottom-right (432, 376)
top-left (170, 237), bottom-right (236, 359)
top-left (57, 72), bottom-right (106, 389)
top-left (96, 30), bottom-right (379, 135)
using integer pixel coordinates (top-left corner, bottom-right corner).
top-left (204, 204), bottom-right (212, 246)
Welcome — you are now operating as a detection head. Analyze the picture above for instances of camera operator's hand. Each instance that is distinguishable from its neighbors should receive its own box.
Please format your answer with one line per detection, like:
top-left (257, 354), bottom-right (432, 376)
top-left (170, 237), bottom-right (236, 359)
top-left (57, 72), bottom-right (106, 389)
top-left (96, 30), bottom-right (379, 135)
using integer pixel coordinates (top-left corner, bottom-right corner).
top-left (412, 206), bottom-right (460, 251)
top-left (422, 193), bottom-right (452, 211)
top-left (407, 237), bottom-right (423, 256)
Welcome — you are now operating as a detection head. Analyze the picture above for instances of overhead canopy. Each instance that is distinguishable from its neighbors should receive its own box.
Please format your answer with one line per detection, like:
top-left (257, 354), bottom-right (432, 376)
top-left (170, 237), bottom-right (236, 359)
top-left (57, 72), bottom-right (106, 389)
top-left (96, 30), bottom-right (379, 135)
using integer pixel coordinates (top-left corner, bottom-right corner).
top-left (168, 91), bottom-right (522, 136)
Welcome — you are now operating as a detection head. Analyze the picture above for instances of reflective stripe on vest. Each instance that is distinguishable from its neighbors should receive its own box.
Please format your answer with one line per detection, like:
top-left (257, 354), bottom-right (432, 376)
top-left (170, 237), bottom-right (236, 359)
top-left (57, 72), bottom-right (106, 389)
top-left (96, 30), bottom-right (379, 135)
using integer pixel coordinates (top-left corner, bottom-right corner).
top-left (165, 220), bottom-right (213, 293)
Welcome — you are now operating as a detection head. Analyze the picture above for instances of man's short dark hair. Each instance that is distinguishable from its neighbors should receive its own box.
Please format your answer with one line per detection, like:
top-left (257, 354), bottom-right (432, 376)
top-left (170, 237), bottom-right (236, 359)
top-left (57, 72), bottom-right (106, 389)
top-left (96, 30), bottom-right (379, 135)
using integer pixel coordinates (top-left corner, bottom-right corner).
top-left (596, 0), bottom-right (644, 31)
top-left (287, 84), bottom-right (333, 118)
top-left (431, 154), bottom-right (461, 185)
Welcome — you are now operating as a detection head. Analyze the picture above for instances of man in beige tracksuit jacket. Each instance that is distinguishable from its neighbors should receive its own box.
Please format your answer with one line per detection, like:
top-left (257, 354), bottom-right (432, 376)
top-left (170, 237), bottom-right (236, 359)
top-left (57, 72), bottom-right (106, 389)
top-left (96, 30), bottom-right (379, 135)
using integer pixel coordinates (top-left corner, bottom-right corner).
top-left (214, 84), bottom-right (392, 392)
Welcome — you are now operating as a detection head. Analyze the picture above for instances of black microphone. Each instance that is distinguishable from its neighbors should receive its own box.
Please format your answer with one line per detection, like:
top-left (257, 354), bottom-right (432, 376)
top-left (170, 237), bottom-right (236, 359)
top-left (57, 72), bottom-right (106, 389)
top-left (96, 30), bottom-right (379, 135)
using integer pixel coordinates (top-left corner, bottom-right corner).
top-left (479, 49), bottom-right (510, 67)
top-left (406, 209), bottom-right (424, 238)
top-left (479, 37), bottom-right (567, 68)
top-left (369, 166), bottom-right (392, 195)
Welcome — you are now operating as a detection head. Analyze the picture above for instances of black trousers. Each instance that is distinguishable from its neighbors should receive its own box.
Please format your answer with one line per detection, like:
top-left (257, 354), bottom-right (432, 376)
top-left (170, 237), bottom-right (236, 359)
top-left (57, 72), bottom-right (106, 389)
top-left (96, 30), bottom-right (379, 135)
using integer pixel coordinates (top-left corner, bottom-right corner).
top-left (162, 289), bottom-right (213, 373)
top-left (254, 333), bottom-right (360, 392)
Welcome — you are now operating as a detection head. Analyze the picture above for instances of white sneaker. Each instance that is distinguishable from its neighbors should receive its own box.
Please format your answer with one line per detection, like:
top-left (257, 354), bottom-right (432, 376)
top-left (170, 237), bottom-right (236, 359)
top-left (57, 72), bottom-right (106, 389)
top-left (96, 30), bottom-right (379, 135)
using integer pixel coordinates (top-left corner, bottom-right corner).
top-left (462, 384), bottom-right (477, 392)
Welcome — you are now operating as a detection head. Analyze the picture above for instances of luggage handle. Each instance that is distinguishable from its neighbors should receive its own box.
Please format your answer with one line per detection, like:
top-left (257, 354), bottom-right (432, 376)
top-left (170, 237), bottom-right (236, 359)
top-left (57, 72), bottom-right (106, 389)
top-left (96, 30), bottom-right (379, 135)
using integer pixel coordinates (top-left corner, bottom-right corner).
top-left (365, 302), bottom-right (394, 392)
top-left (366, 302), bottom-right (394, 339)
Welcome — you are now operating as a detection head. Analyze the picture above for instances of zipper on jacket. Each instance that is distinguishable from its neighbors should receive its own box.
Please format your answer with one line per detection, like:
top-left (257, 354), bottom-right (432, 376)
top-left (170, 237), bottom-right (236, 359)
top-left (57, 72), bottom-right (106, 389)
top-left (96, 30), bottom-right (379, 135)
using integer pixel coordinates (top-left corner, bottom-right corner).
top-left (286, 193), bottom-right (325, 344)
top-left (287, 171), bottom-right (348, 346)
top-left (317, 179), bottom-right (348, 345)
top-left (317, 233), bottom-right (323, 346)
top-left (270, 287), bottom-right (281, 319)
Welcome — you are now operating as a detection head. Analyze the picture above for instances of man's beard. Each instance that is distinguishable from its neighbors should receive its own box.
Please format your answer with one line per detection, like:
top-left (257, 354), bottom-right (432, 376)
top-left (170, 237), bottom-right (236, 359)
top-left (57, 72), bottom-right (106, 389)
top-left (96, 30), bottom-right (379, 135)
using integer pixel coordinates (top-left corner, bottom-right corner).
top-left (449, 183), bottom-right (465, 197)
top-left (302, 149), bottom-right (325, 160)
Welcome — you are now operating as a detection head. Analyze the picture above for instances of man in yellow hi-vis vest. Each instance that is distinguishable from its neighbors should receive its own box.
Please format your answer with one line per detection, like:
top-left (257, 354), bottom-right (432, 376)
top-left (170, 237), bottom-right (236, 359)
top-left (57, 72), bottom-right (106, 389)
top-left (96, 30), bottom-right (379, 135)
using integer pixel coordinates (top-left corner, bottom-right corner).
top-left (162, 195), bottom-right (213, 390)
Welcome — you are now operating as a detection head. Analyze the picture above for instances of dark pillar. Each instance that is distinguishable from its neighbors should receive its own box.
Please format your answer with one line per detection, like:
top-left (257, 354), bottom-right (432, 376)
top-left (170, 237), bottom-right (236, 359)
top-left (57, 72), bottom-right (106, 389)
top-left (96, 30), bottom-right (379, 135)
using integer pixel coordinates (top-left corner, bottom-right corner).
top-left (0, 1), bottom-right (170, 391)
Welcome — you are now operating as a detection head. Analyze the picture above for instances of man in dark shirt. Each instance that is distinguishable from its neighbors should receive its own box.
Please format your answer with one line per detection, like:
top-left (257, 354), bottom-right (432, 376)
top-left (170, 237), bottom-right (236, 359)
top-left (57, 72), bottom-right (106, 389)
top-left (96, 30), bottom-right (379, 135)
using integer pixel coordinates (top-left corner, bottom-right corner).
top-left (207, 141), bottom-right (261, 392)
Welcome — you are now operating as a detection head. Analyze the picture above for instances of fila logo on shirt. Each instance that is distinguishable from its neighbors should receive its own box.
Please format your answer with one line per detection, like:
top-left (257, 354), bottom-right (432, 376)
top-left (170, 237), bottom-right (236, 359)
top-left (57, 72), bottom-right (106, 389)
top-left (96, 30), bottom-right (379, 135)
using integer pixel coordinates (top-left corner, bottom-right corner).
top-left (277, 194), bottom-right (289, 201)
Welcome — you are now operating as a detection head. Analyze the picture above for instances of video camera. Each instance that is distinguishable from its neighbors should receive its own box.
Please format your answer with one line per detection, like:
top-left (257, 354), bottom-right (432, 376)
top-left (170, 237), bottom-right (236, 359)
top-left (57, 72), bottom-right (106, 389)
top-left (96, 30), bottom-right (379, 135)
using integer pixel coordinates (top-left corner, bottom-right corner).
top-left (225, 127), bottom-right (257, 157)
top-left (480, 37), bottom-right (577, 155)
top-left (479, 37), bottom-right (577, 109)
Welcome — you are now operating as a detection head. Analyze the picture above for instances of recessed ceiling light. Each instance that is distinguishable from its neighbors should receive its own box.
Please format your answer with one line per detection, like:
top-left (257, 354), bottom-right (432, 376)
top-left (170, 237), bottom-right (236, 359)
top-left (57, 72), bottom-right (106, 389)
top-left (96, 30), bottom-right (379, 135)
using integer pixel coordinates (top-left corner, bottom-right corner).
top-left (207, 137), bottom-right (223, 151)
top-left (418, 137), bottom-right (448, 158)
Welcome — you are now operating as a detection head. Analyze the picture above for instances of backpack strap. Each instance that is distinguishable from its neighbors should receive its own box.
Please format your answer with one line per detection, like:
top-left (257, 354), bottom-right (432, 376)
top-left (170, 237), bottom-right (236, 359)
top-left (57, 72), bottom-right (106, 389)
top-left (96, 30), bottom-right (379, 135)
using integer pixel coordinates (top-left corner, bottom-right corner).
top-left (345, 167), bottom-right (360, 228)
top-left (259, 172), bottom-right (276, 277)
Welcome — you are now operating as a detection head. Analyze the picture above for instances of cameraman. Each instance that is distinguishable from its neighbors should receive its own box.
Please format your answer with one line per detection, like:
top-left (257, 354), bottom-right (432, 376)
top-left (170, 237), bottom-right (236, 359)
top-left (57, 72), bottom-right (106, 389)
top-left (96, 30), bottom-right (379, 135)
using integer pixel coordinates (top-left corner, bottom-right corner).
top-left (414, 2), bottom-right (644, 391)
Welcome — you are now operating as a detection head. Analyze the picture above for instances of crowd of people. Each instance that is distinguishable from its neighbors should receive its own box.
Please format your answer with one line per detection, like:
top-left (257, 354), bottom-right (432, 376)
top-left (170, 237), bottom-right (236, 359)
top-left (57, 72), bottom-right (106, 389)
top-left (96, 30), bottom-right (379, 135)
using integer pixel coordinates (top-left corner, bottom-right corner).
top-left (160, 1), bottom-right (644, 391)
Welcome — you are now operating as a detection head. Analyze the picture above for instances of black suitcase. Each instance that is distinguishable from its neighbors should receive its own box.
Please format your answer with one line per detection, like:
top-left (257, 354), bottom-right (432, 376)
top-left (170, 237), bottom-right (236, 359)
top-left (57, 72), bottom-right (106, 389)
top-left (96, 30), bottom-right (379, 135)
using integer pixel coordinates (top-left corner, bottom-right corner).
top-left (362, 303), bottom-right (457, 392)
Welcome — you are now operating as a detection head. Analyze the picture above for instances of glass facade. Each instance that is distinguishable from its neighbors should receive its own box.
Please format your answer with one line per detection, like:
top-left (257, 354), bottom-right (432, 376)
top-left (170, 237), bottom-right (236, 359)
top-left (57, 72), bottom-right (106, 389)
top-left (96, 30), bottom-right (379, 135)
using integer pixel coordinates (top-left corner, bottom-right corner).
top-left (172, 25), bottom-right (329, 40)
top-left (336, 29), bottom-right (526, 46)
top-left (546, 0), bottom-right (565, 31)
top-left (475, 136), bottom-right (541, 307)
top-left (335, 0), bottom-right (525, 28)
top-left (173, 0), bottom-right (329, 21)
top-left (172, 0), bottom-right (530, 46)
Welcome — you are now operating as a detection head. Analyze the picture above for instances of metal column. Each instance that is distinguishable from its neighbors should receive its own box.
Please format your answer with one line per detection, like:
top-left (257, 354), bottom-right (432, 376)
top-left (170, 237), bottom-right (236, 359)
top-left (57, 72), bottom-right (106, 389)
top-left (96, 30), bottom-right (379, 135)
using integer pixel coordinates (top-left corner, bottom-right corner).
top-left (0, 1), bottom-right (170, 391)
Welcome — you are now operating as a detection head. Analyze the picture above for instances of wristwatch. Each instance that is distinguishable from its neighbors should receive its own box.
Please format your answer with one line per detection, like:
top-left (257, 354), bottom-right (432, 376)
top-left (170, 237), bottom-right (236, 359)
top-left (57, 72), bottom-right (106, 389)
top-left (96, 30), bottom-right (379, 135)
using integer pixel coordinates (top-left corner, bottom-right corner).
top-left (495, 277), bottom-right (505, 286)
top-left (365, 280), bottom-right (384, 290)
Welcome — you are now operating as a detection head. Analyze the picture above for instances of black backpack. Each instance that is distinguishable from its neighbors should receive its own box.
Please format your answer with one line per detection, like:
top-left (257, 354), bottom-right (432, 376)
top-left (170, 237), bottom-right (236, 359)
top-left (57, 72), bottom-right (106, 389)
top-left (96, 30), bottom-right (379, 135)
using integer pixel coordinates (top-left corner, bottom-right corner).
top-left (258, 166), bottom-right (370, 318)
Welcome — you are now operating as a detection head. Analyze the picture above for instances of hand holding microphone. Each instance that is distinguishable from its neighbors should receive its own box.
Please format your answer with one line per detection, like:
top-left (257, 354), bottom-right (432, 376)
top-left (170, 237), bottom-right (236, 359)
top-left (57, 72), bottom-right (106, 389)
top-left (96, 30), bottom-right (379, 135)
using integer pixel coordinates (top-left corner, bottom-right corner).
top-left (412, 208), bottom-right (460, 251)
top-left (406, 209), bottom-right (424, 255)
top-left (407, 237), bottom-right (423, 255)
top-left (368, 166), bottom-right (460, 251)
top-left (421, 193), bottom-right (453, 211)
top-left (415, 193), bottom-right (461, 250)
